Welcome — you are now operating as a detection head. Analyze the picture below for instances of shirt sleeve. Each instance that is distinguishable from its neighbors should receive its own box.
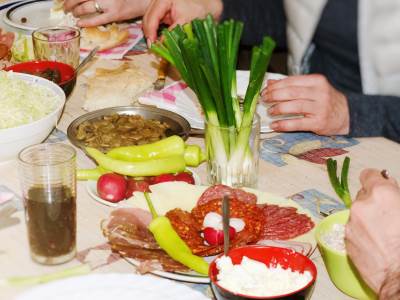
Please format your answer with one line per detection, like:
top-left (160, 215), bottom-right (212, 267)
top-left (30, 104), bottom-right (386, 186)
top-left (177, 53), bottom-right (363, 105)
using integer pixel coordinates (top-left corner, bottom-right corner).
top-left (221, 0), bottom-right (287, 49)
top-left (346, 93), bottom-right (400, 142)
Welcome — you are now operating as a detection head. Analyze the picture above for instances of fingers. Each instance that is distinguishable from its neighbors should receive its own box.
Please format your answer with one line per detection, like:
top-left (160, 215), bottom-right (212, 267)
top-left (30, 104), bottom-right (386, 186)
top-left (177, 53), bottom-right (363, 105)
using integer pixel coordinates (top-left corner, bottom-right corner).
top-left (77, 13), bottom-right (113, 27)
top-left (270, 117), bottom-right (315, 132)
top-left (268, 74), bottom-right (328, 90)
top-left (143, 0), bottom-right (172, 42)
top-left (268, 99), bottom-right (313, 116)
top-left (71, 0), bottom-right (101, 17)
top-left (359, 169), bottom-right (398, 191)
top-left (264, 86), bottom-right (316, 103)
top-left (64, 0), bottom-right (87, 12)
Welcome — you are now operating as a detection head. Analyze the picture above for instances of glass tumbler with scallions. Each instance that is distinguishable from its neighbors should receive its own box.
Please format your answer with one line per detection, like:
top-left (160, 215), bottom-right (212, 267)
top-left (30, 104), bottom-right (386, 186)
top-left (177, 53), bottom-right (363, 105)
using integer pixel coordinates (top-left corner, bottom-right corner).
top-left (151, 15), bottom-right (275, 188)
top-left (205, 114), bottom-right (260, 188)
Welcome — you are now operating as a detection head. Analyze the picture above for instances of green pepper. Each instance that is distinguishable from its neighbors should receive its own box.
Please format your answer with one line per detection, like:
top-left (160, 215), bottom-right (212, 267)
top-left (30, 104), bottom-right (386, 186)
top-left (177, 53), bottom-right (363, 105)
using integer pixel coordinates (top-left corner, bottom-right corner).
top-left (86, 147), bottom-right (186, 177)
top-left (184, 144), bottom-right (207, 167)
top-left (77, 167), bottom-right (108, 180)
top-left (144, 192), bottom-right (209, 275)
top-left (106, 135), bottom-right (206, 167)
top-left (107, 135), bottom-right (185, 161)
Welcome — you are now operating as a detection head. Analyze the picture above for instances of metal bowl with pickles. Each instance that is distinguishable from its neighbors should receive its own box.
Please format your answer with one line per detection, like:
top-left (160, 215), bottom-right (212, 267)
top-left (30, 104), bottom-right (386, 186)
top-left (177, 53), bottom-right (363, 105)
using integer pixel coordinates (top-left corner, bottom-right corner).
top-left (67, 106), bottom-right (191, 153)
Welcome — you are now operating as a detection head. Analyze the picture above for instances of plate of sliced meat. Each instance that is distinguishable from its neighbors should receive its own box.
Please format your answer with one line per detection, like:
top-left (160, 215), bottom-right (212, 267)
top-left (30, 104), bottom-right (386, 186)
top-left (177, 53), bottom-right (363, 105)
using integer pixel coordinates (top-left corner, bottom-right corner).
top-left (101, 182), bottom-right (317, 283)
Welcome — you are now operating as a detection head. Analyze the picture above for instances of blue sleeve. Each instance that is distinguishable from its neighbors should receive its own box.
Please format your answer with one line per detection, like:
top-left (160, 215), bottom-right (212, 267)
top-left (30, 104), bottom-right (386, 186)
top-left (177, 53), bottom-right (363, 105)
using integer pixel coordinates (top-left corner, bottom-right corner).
top-left (346, 93), bottom-right (400, 142)
top-left (221, 0), bottom-right (287, 49)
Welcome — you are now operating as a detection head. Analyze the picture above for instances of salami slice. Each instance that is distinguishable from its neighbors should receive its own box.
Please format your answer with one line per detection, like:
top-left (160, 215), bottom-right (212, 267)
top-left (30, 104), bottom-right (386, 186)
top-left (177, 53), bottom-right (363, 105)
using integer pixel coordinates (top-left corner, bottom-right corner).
top-left (197, 184), bottom-right (257, 205)
top-left (167, 198), bottom-right (264, 257)
top-left (259, 204), bottom-right (314, 240)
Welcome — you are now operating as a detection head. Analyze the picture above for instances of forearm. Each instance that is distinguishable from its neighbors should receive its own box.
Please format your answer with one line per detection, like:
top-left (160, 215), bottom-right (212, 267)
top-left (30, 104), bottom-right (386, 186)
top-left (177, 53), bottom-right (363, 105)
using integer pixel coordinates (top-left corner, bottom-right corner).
top-left (220, 0), bottom-right (287, 48)
top-left (346, 93), bottom-right (400, 142)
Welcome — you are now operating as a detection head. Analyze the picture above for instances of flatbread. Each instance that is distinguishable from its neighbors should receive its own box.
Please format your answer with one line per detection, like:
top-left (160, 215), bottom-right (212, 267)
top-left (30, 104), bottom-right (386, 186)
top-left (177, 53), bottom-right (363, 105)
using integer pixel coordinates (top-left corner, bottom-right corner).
top-left (83, 62), bottom-right (153, 111)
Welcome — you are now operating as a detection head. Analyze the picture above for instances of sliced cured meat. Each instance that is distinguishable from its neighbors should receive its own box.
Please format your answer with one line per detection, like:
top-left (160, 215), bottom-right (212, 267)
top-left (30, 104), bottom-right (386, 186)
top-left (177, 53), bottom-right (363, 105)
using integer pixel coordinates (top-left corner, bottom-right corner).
top-left (259, 204), bottom-right (314, 240)
top-left (107, 207), bottom-right (152, 228)
top-left (111, 244), bottom-right (189, 273)
top-left (197, 184), bottom-right (257, 205)
top-left (102, 207), bottom-right (189, 274)
top-left (167, 198), bottom-right (264, 256)
top-left (102, 208), bottom-right (158, 249)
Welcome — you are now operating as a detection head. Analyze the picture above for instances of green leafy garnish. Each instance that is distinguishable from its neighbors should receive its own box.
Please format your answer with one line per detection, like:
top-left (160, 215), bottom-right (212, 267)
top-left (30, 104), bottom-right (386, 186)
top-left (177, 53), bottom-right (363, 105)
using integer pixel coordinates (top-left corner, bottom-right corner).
top-left (326, 157), bottom-right (352, 208)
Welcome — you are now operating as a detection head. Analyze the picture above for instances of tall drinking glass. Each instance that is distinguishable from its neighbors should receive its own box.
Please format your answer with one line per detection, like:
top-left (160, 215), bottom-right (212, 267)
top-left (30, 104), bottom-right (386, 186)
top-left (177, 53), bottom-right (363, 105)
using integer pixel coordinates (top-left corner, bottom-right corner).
top-left (32, 26), bottom-right (80, 68)
top-left (18, 143), bottom-right (77, 265)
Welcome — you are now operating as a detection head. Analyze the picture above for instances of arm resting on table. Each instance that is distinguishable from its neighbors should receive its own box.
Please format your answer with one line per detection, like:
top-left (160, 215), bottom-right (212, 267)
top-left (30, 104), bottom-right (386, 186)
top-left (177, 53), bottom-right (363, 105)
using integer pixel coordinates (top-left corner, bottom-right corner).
top-left (347, 93), bottom-right (400, 142)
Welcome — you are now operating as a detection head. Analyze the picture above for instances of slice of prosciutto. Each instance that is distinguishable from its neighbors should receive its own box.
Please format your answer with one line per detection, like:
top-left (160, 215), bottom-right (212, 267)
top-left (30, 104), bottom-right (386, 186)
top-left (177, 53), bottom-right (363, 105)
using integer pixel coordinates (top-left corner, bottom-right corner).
top-left (101, 207), bottom-right (188, 273)
top-left (197, 184), bottom-right (257, 205)
top-left (102, 207), bottom-right (158, 249)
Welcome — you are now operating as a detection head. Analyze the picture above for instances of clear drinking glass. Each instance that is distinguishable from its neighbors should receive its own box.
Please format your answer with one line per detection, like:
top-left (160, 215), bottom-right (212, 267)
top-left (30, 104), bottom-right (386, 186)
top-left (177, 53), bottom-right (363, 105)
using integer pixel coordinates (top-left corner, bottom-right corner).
top-left (18, 143), bottom-right (77, 265)
top-left (205, 114), bottom-right (260, 188)
top-left (32, 26), bottom-right (80, 68)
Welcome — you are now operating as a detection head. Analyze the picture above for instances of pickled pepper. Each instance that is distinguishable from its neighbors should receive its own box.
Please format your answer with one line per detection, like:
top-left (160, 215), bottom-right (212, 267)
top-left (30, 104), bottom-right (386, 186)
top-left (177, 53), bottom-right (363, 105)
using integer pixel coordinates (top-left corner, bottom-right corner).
top-left (106, 135), bottom-right (206, 167)
top-left (144, 192), bottom-right (209, 275)
top-left (86, 147), bottom-right (186, 177)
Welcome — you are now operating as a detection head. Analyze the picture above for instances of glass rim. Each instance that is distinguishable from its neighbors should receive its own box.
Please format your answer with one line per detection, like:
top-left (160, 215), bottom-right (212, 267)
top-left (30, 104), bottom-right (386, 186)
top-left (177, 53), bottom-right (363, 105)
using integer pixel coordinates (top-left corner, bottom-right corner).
top-left (32, 26), bottom-right (81, 42)
top-left (205, 113), bottom-right (260, 129)
top-left (18, 143), bottom-right (76, 167)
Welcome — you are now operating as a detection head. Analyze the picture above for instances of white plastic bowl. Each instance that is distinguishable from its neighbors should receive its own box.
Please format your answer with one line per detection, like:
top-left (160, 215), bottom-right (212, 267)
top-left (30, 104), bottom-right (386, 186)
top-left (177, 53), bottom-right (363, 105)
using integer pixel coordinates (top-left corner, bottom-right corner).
top-left (0, 72), bottom-right (66, 162)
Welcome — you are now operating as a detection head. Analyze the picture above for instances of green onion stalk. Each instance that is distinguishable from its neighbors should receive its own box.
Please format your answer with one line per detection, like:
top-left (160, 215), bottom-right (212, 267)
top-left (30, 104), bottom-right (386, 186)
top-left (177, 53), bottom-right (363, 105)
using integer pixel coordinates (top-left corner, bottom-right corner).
top-left (152, 15), bottom-right (276, 186)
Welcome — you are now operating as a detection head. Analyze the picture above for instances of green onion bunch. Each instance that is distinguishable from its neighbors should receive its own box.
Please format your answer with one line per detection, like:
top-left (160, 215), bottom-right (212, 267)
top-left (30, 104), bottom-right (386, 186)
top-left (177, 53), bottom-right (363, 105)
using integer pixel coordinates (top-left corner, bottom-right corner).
top-left (151, 15), bottom-right (276, 184)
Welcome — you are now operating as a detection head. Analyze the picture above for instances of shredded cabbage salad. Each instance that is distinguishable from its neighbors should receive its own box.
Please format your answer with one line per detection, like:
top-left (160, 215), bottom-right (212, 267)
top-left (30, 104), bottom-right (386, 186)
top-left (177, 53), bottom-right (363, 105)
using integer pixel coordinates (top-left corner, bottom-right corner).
top-left (0, 71), bottom-right (62, 129)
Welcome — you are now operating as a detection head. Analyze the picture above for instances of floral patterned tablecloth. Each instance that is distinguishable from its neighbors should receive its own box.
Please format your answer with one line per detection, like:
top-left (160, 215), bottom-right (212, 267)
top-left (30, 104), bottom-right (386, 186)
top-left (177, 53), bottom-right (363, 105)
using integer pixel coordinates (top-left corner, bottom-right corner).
top-left (1, 6), bottom-right (400, 298)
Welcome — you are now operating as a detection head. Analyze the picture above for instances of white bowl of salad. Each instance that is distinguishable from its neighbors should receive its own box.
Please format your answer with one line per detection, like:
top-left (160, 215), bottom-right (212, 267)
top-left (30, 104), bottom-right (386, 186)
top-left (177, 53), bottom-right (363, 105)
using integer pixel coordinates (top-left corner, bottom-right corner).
top-left (0, 71), bottom-right (65, 162)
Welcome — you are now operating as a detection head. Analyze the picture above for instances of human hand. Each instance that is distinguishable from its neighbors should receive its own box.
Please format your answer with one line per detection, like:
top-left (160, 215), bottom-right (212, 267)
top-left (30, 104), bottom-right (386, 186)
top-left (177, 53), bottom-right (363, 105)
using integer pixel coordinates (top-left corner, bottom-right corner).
top-left (261, 74), bottom-right (350, 136)
top-left (345, 169), bottom-right (400, 292)
top-left (143, 0), bottom-right (223, 42)
top-left (64, 0), bottom-right (151, 27)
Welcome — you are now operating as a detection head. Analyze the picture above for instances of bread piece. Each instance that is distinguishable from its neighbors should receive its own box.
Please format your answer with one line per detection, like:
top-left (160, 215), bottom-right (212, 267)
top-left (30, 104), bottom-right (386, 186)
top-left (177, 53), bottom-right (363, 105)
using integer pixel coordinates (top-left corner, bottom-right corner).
top-left (81, 24), bottom-right (129, 51)
top-left (83, 63), bottom-right (153, 111)
top-left (50, 0), bottom-right (65, 19)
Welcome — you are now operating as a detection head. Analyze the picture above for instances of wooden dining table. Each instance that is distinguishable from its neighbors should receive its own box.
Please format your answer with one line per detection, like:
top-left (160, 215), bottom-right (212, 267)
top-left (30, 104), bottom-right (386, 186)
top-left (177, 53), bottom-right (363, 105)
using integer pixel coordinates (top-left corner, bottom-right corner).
top-left (1, 15), bottom-right (400, 299)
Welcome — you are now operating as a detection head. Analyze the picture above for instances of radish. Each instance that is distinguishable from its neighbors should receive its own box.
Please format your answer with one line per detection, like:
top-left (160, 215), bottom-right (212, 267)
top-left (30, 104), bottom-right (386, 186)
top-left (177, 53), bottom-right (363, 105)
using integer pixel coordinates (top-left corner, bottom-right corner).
top-left (97, 173), bottom-right (127, 203)
top-left (174, 172), bottom-right (195, 184)
top-left (151, 173), bottom-right (176, 185)
top-left (126, 179), bottom-right (150, 198)
top-left (203, 227), bottom-right (236, 246)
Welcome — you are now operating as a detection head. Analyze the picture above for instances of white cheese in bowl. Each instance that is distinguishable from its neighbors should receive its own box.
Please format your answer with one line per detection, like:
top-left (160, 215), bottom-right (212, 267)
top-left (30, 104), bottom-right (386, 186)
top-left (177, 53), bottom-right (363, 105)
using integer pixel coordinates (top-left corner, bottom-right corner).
top-left (322, 223), bottom-right (346, 253)
top-left (216, 256), bottom-right (313, 297)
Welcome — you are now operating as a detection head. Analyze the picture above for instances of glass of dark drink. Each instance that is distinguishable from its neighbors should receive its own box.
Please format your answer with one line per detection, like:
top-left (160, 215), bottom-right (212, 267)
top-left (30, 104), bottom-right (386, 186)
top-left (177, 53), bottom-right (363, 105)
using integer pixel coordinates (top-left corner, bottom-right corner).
top-left (18, 143), bottom-right (76, 265)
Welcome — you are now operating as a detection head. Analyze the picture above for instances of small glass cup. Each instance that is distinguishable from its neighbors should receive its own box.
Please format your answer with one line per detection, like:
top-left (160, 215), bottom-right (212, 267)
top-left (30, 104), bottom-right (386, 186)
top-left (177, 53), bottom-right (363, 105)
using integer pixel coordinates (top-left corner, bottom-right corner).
top-left (18, 143), bottom-right (77, 265)
top-left (32, 26), bottom-right (80, 68)
top-left (205, 114), bottom-right (260, 188)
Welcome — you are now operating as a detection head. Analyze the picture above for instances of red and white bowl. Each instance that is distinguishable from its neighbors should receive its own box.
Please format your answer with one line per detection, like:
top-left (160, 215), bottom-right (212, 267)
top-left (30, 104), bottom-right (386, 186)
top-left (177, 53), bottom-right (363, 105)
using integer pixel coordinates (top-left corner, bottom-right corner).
top-left (209, 246), bottom-right (317, 300)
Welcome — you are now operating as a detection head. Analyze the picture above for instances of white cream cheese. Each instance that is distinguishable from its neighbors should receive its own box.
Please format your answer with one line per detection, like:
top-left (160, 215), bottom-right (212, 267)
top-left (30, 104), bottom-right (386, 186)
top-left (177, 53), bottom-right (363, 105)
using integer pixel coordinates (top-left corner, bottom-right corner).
top-left (322, 223), bottom-right (346, 253)
top-left (216, 256), bottom-right (313, 297)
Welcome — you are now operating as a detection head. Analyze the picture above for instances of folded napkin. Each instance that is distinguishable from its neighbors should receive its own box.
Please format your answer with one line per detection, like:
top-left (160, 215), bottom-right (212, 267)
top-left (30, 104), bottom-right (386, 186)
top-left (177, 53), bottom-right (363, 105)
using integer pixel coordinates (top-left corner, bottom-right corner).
top-left (138, 81), bottom-right (205, 129)
top-left (138, 71), bottom-right (289, 132)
